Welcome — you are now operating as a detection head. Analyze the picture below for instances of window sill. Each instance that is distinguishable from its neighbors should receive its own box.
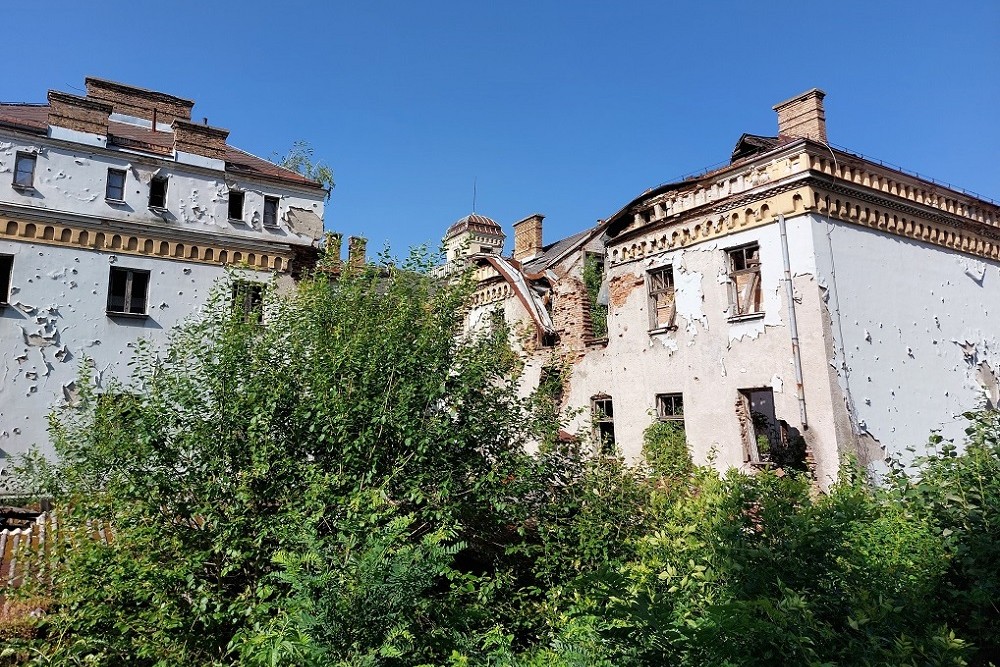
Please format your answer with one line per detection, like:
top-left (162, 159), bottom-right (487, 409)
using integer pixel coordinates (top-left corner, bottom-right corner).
top-left (148, 205), bottom-right (168, 214)
top-left (727, 312), bottom-right (765, 323)
top-left (11, 183), bottom-right (34, 192)
top-left (648, 325), bottom-right (678, 335)
top-left (228, 218), bottom-right (247, 224)
top-left (106, 311), bottom-right (149, 320)
top-left (106, 198), bottom-right (127, 206)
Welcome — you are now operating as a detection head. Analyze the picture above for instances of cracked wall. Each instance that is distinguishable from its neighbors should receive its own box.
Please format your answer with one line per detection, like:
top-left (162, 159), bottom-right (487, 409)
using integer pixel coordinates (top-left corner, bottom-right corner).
top-left (812, 215), bottom-right (1000, 466)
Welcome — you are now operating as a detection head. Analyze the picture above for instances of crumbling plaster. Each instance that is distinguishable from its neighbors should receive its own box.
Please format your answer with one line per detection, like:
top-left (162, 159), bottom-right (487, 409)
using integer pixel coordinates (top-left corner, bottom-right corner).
top-left (563, 216), bottom-right (845, 485)
top-left (0, 240), bottom-right (266, 489)
top-left (0, 137), bottom-right (322, 244)
top-left (811, 215), bottom-right (1000, 466)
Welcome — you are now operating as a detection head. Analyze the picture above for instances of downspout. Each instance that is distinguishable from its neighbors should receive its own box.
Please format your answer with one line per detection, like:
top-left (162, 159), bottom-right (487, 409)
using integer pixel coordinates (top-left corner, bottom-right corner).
top-left (778, 214), bottom-right (808, 429)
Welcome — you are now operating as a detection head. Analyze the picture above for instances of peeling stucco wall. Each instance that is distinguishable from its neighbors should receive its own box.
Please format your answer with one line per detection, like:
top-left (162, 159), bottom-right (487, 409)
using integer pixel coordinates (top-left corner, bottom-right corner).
top-left (811, 215), bottom-right (1000, 466)
top-left (0, 138), bottom-right (322, 244)
top-left (0, 240), bottom-right (271, 490)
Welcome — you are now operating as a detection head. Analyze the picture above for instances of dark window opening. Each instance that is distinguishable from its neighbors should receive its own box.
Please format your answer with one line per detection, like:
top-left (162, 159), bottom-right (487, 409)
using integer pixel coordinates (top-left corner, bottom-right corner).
top-left (0, 255), bottom-right (13, 304)
top-left (479, 245), bottom-right (493, 254)
top-left (13, 153), bottom-right (36, 189)
top-left (648, 265), bottom-right (676, 330)
top-left (263, 196), bottom-right (279, 228)
top-left (149, 176), bottom-right (168, 209)
top-left (583, 252), bottom-right (607, 339)
top-left (727, 243), bottom-right (762, 317)
top-left (591, 394), bottom-right (616, 454)
top-left (232, 280), bottom-right (264, 323)
top-left (107, 267), bottom-right (150, 315)
top-left (106, 168), bottom-right (126, 201)
top-left (228, 190), bottom-right (245, 221)
top-left (738, 387), bottom-right (806, 470)
top-left (656, 392), bottom-right (684, 429)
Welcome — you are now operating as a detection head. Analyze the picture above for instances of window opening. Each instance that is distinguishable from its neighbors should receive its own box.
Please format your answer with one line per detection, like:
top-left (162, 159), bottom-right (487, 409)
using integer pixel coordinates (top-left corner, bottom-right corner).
top-left (149, 176), bottom-right (168, 209)
top-left (727, 243), bottom-right (762, 317)
top-left (107, 267), bottom-right (150, 315)
top-left (106, 168), bottom-right (126, 201)
top-left (656, 392), bottom-right (684, 428)
top-left (591, 394), bottom-right (616, 454)
top-left (583, 252), bottom-right (608, 339)
top-left (737, 387), bottom-right (806, 469)
top-left (13, 153), bottom-right (36, 189)
top-left (228, 190), bottom-right (245, 221)
top-left (648, 265), bottom-right (677, 330)
top-left (263, 196), bottom-right (279, 228)
top-left (232, 280), bottom-right (264, 323)
top-left (0, 255), bottom-right (13, 304)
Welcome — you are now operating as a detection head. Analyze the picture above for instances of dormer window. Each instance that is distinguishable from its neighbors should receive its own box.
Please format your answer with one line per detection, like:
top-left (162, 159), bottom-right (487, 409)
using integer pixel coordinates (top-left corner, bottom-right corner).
top-left (13, 153), bottom-right (36, 189)
top-left (149, 176), bottom-right (167, 209)
top-left (228, 190), bottom-right (245, 221)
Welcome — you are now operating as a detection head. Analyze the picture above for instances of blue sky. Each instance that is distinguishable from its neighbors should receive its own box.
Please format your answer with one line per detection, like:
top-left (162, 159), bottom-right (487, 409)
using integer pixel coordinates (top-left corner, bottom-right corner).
top-left (7, 1), bottom-right (999, 255)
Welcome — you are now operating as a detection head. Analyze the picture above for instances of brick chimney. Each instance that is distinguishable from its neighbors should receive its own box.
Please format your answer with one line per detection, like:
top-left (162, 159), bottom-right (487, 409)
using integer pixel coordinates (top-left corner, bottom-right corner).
top-left (773, 88), bottom-right (827, 143)
top-left (172, 119), bottom-right (229, 161)
top-left (85, 77), bottom-right (194, 126)
top-left (347, 236), bottom-right (367, 270)
top-left (513, 214), bottom-right (544, 261)
top-left (47, 91), bottom-right (112, 136)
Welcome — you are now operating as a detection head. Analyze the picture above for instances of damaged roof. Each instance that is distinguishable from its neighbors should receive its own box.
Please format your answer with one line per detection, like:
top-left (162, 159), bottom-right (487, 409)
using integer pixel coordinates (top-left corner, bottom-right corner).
top-left (522, 227), bottom-right (596, 274)
top-left (0, 102), bottom-right (324, 191)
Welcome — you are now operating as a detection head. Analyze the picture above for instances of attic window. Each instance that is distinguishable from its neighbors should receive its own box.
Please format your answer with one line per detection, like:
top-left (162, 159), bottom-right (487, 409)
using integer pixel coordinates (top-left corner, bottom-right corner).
top-left (148, 176), bottom-right (167, 209)
top-left (263, 196), bottom-right (279, 228)
top-left (12, 153), bottom-right (36, 189)
top-left (228, 190), bottom-right (245, 221)
top-left (106, 168), bottom-right (126, 202)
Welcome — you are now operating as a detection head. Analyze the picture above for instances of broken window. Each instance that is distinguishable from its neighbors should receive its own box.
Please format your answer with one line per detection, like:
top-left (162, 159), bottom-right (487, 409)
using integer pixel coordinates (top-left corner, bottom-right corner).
top-left (737, 387), bottom-right (806, 469)
top-left (727, 243), bottom-right (762, 317)
top-left (106, 168), bottom-right (126, 201)
top-left (107, 267), bottom-right (150, 316)
top-left (0, 254), bottom-right (12, 304)
top-left (591, 394), bottom-right (616, 454)
top-left (263, 196), bottom-right (279, 228)
top-left (148, 176), bottom-right (168, 209)
top-left (583, 252), bottom-right (607, 339)
top-left (232, 280), bottom-right (264, 323)
top-left (656, 392), bottom-right (684, 428)
top-left (647, 265), bottom-right (676, 330)
top-left (228, 190), bottom-right (245, 221)
top-left (13, 153), bottom-right (36, 189)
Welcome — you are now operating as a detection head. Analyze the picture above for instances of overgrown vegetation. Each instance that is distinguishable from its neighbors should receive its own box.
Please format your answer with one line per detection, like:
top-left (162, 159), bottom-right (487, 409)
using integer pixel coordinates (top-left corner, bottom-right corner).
top-left (6, 252), bottom-right (1000, 666)
top-left (582, 253), bottom-right (607, 339)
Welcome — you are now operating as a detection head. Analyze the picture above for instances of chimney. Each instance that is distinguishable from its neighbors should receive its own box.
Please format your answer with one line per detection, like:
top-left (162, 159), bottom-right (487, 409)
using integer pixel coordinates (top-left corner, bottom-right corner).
top-left (773, 88), bottom-right (827, 143)
top-left (85, 77), bottom-right (194, 126)
top-left (513, 213), bottom-right (544, 261)
top-left (171, 119), bottom-right (229, 161)
top-left (47, 91), bottom-right (111, 136)
top-left (325, 232), bottom-right (343, 263)
top-left (347, 236), bottom-right (367, 270)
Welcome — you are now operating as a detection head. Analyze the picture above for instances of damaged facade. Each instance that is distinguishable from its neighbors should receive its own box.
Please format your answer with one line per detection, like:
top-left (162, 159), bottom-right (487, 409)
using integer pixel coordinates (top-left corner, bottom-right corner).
top-left (0, 78), bottom-right (327, 493)
top-left (451, 89), bottom-right (1000, 484)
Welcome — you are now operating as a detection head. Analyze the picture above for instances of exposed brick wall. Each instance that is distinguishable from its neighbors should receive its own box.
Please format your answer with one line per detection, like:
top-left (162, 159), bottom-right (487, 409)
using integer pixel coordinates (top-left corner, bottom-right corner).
top-left (513, 214), bottom-right (544, 260)
top-left (47, 91), bottom-right (111, 136)
top-left (773, 88), bottom-right (827, 143)
top-left (549, 275), bottom-right (593, 354)
top-left (85, 77), bottom-right (193, 125)
top-left (172, 119), bottom-right (229, 160)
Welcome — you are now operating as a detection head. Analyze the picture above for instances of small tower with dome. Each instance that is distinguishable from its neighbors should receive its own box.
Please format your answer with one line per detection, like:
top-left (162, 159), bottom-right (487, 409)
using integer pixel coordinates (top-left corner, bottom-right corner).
top-left (443, 213), bottom-right (506, 261)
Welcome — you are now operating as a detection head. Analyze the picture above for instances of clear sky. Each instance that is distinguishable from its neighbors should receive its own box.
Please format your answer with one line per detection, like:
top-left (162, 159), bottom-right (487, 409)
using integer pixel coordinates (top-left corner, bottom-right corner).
top-left (6, 1), bottom-right (999, 255)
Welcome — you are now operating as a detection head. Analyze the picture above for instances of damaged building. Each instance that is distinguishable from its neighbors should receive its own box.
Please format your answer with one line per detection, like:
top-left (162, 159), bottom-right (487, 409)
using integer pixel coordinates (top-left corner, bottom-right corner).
top-left (0, 78), bottom-right (328, 493)
top-left (450, 89), bottom-right (1000, 485)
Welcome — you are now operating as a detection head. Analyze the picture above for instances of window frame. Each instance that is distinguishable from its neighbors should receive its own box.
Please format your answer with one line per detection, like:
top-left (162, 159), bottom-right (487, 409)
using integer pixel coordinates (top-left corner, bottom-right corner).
top-left (0, 254), bottom-right (13, 305)
top-left (591, 394), bottom-right (616, 454)
top-left (647, 265), bottom-right (677, 332)
top-left (106, 168), bottom-right (127, 202)
top-left (106, 267), bottom-right (150, 317)
top-left (228, 189), bottom-right (246, 221)
top-left (655, 392), bottom-right (684, 426)
top-left (231, 280), bottom-right (265, 323)
top-left (726, 242), bottom-right (763, 319)
top-left (12, 152), bottom-right (37, 189)
top-left (263, 195), bottom-right (280, 228)
top-left (148, 176), bottom-right (168, 210)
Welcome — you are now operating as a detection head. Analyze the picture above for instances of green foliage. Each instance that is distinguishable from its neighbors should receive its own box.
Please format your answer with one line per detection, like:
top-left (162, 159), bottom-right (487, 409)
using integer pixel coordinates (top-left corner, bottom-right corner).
top-left (15, 250), bottom-right (1000, 665)
top-left (582, 254), bottom-right (607, 339)
top-left (276, 140), bottom-right (335, 198)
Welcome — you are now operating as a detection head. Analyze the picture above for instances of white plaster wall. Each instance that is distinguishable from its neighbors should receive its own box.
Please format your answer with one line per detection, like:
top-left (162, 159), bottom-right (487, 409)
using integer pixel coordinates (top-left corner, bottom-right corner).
top-left (0, 241), bottom-right (264, 486)
top-left (811, 216), bottom-right (1000, 463)
top-left (562, 216), bottom-right (847, 484)
top-left (0, 135), bottom-right (323, 243)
